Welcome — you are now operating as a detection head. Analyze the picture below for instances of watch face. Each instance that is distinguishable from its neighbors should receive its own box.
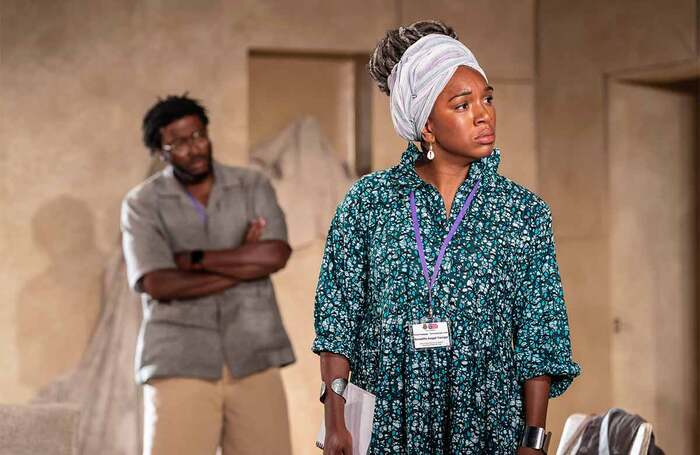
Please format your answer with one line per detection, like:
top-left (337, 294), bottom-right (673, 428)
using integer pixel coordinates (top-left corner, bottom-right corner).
top-left (191, 249), bottom-right (204, 264)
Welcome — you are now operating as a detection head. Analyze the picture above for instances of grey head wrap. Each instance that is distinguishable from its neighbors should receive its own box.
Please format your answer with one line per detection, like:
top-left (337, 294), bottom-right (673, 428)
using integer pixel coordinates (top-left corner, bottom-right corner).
top-left (388, 34), bottom-right (488, 142)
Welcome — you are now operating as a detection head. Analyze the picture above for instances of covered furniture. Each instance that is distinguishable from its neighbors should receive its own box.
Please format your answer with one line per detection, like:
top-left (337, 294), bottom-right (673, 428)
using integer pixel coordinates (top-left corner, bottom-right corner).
top-left (557, 411), bottom-right (655, 455)
top-left (0, 403), bottom-right (79, 455)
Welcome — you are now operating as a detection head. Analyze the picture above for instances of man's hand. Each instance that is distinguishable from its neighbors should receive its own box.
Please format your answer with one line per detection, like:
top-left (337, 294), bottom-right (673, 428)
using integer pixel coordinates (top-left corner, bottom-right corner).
top-left (244, 216), bottom-right (267, 244)
top-left (174, 216), bottom-right (267, 271)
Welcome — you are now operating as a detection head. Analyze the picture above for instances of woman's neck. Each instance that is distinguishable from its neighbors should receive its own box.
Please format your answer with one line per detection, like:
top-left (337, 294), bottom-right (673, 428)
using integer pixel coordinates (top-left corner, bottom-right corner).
top-left (415, 152), bottom-right (473, 215)
top-left (415, 153), bottom-right (472, 192)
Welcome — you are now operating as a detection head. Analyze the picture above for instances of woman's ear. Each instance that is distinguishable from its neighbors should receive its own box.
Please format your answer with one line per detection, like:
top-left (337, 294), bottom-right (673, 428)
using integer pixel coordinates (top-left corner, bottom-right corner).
top-left (421, 121), bottom-right (435, 144)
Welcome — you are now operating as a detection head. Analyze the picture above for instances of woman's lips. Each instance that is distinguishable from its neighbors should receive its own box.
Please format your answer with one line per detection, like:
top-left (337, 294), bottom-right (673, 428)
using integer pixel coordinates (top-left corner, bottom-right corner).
top-left (475, 133), bottom-right (495, 145)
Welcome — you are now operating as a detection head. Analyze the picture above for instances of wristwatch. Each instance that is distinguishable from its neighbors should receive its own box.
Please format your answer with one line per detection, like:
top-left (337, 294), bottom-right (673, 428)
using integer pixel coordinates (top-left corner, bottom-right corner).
top-left (319, 378), bottom-right (348, 403)
top-left (190, 249), bottom-right (204, 267)
top-left (520, 426), bottom-right (551, 454)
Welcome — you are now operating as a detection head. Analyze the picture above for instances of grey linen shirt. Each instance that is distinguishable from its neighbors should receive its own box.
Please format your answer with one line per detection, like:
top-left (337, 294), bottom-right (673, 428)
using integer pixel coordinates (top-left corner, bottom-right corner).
top-left (121, 161), bottom-right (295, 384)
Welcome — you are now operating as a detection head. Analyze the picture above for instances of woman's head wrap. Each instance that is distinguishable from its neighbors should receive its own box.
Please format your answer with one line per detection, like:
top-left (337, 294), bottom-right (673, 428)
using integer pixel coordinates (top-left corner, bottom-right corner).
top-left (388, 34), bottom-right (487, 141)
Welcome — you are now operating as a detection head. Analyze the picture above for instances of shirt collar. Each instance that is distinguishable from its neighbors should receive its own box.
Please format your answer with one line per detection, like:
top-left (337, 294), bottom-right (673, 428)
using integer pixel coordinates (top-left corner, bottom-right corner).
top-left (390, 142), bottom-right (501, 193)
top-left (157, 160), bottom-right (240, 196)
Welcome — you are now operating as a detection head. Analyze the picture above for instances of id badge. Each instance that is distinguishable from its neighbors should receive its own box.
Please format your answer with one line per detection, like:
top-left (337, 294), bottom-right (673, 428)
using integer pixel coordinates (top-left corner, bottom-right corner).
top-left (410, 319), bottom-right (452, 350)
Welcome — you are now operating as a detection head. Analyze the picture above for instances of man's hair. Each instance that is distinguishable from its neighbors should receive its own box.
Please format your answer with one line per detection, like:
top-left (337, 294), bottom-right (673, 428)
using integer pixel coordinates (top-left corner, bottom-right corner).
top-left (368, 20), bottom-right (458, 96)
top-left (142, 94), bottom-right (209, 152)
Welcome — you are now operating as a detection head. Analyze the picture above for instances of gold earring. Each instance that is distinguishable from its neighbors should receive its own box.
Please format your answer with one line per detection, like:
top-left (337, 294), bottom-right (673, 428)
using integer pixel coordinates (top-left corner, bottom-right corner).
top-left (427, 143), bottom-right (435, 160)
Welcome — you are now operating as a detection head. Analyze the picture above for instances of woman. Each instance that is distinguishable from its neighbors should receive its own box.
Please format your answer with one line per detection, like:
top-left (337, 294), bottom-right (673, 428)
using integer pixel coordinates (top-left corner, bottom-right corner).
top-left (313, 20), bottom-right (580, 454)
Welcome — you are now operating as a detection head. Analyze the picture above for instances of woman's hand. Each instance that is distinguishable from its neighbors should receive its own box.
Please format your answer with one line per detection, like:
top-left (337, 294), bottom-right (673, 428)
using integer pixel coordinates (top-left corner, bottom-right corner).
top-left (517, 448), bottom-right (542, 455)
top-left (319, 352), bottom-right (353, 454)
top-left (323, 422), bottom-right (353, 455)
top-left (323, 391), bottom-right (352, 454)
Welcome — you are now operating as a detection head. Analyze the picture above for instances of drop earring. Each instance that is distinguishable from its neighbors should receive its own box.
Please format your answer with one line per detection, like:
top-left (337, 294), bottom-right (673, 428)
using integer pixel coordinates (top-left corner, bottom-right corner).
top-left (427, 143), bottom-right (435, 161)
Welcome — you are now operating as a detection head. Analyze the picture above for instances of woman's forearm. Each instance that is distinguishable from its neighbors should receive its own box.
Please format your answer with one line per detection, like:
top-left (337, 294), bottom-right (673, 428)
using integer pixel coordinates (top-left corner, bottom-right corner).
top-left (522, 375), bottom-right (551, 427)
top-left (320, 352), bottom-right (351, 429)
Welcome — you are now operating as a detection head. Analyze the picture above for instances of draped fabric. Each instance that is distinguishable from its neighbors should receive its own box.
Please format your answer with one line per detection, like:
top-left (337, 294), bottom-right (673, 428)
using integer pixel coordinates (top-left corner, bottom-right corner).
top-left (250, 116), bottom-right (355, 249)
top-left (32, 161), bottom-right (166, 455)
top-left (33, 248), bottom-right (144, 455)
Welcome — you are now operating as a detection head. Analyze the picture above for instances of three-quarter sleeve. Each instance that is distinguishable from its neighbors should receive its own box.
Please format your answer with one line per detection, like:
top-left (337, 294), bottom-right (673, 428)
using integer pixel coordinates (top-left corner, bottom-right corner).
top-left (513, 202), bottom-right (580, 397)
top-left (252, 173), bottom-right (289, 243)
top-left (120, 191), bottom-right (175, 293)
top-left (311, 185), bottom-right (368, 368)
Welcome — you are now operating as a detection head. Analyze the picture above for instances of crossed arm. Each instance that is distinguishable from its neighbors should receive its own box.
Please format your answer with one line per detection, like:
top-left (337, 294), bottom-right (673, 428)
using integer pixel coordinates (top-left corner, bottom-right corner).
top-left (141, 218), bottom-right (291, 301)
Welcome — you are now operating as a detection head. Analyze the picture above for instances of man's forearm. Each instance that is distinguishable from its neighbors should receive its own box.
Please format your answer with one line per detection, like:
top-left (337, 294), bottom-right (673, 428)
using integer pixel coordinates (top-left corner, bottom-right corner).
top-left (200, 240), bottom-right (291, 280)
top-left (142, 269), bottom-right (239, 301)
top-left (522, 375), bottom-right (551, 427)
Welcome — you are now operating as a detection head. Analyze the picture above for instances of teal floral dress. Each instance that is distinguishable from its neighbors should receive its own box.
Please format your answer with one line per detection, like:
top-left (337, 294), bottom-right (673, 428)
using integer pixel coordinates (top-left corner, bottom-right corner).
top-left (312, 144), bottom-right (580, 454)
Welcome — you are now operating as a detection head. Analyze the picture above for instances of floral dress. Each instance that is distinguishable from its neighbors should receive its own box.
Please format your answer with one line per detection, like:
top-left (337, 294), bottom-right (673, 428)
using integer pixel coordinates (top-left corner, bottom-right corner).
top-left (312, 143), bottom-right (580, 454)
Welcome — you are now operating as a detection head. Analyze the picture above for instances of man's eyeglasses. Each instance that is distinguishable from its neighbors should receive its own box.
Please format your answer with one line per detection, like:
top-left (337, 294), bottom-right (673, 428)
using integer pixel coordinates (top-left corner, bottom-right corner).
top-left (162, 129), bottom-right (209, 155)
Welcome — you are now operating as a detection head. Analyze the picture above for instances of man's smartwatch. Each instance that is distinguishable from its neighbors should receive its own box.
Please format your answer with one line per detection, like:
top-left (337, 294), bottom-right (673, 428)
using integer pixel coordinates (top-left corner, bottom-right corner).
top-left (319, 378), bottom-right (348, 403)
top-left (190, 249), bottom-right (204, 267)
top-left (520, 426), bottom-right (551, 454)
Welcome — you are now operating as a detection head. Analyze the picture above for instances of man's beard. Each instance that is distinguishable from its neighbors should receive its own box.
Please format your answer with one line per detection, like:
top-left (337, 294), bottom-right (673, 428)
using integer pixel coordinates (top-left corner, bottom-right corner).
top-left (172, 152), bottom-right (213, 185)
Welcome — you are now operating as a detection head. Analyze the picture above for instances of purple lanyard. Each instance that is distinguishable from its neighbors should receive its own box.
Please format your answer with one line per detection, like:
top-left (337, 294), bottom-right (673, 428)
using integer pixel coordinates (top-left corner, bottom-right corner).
top-left (185, 191), bottom-right (208, 224)
top-left (409, 179), bottom-right (481, 318)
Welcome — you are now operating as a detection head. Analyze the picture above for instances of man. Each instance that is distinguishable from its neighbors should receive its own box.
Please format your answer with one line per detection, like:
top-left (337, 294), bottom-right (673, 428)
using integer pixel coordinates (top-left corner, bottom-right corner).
top-left (121, 94), bottom-right (295, 455)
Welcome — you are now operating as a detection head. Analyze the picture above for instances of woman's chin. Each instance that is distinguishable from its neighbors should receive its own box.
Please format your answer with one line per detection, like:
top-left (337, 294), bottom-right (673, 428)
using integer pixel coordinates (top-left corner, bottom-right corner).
top-left (467, 143), bottom-right (496, 158)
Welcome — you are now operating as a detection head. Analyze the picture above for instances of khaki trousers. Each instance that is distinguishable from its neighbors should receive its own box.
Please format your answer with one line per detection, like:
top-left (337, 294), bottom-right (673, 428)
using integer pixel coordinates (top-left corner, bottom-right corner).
top-left (143, 367), bottom-right (292, 455)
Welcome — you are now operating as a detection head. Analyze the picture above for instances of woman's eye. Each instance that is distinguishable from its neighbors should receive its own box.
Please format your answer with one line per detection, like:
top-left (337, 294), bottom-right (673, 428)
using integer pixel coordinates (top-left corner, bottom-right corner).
top-left (456, 103), bottom-right (468, 110)
top-left (485, 96), bottom-right (494, 104)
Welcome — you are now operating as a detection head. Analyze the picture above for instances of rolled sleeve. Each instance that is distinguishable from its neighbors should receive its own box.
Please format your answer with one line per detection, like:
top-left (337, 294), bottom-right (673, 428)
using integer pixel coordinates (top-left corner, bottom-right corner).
top-left (311, 185), bottom-right (367, 367)
top-left (513, 203), bottom-right (580, 397)
top-left (120, 191), bottom-right (175, 293)
top-left (252, 173), bottom-right (288, 243)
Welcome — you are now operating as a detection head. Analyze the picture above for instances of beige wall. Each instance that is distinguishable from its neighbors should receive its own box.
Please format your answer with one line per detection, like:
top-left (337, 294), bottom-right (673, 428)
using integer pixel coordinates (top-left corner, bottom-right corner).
top-left (538, 0), bottom-right (699, 452)
top-left (249, 54), bottom-right (356, 164)
top-left (609, 80), bottom-right (697, 454)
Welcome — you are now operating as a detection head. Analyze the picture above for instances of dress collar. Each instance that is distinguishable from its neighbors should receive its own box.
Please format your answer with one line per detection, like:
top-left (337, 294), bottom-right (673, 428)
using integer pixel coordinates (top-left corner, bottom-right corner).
top-left (391, 142), bottom-right (501, 193)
